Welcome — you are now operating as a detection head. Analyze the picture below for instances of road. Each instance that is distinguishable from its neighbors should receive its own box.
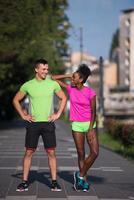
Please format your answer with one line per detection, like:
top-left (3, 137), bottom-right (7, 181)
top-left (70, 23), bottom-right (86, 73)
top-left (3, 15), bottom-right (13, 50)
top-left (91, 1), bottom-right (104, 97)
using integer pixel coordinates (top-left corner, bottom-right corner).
top-left (0, 119), bottom-right (134, 200)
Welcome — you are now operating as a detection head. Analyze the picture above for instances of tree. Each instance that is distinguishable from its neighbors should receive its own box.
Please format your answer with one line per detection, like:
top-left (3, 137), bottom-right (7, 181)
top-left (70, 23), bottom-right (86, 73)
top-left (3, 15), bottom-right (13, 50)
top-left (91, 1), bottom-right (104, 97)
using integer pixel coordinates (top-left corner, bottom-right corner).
top-left (0, 0), bottom-right (70, 119)
top-left (109, 29), bottom-right (119, 61)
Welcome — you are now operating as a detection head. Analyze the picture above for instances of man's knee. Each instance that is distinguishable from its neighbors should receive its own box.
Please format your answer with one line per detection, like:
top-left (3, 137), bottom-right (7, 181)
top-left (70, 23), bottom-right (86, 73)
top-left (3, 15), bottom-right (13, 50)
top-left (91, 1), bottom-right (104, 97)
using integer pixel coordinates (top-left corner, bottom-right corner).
top-left (25, 148), bottom-right (35, 157)
top-left (46, 147), bottom-right (56, 158)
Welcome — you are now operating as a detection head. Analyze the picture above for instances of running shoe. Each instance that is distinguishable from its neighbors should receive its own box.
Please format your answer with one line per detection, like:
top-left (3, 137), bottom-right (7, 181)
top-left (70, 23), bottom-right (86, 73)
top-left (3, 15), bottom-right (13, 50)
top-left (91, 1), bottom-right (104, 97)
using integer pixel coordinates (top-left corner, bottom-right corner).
top-left (74, 171), bottom-right (89, 192)
top-left (51, 181), bottom-right (62, 192)
top-left (73, 171), bottom-right (84, 191)
top-left (83, 181), bottom-right (90, 192)
top-left (16, 181), bottom-right (28, 192)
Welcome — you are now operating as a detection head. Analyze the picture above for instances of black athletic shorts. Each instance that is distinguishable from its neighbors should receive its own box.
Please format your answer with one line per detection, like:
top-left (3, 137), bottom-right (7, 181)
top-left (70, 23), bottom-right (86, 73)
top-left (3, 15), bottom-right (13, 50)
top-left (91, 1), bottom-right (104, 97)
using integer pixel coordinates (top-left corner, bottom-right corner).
top-left (25, 122), bottom-right (56, 149)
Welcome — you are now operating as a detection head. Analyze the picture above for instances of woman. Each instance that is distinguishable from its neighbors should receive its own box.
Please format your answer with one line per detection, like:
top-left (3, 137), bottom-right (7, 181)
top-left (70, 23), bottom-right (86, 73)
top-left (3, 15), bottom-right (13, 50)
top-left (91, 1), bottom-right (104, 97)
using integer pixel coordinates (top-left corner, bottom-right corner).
top-left (52, 64), bottom-right (99, 192)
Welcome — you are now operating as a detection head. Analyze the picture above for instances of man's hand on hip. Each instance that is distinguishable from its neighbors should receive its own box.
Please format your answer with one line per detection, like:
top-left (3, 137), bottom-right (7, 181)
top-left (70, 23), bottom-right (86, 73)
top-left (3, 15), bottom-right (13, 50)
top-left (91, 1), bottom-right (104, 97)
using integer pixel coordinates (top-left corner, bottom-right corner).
top-left (48, 113), bottom-right (60, 122)
top-left (22, 114), bottom-right (35, 122)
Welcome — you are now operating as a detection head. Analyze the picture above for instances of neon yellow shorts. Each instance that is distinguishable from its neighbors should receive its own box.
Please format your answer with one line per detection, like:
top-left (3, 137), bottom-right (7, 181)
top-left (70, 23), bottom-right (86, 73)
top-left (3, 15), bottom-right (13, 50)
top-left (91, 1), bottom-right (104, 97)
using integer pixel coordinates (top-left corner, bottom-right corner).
top-left (71, 121), bottom-right (96, 133)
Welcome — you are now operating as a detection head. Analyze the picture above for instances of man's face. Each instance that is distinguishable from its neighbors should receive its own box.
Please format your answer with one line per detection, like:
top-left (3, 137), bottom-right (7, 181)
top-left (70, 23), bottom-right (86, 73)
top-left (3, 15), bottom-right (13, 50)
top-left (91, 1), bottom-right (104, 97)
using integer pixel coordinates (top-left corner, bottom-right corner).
top-left (35, 64), bottom-right (49, 79)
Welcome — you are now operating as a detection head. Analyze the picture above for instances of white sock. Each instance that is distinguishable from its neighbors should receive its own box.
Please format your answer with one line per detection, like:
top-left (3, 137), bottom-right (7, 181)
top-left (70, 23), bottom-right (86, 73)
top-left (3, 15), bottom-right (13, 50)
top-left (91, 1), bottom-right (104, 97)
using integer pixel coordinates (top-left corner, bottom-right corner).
top-left (79, 176), bottom-right (84, 179)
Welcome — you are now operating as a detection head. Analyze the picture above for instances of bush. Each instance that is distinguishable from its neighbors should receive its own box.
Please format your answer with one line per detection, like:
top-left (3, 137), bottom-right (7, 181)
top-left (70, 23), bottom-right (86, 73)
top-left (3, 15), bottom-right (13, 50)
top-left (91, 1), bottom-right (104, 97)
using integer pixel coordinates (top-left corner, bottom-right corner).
top-left (104, 118), bottom-right (134, 146)
top-left (104, 118), bottom-right (122, 139)
top-left (122, 123), bottom-right (134, 146)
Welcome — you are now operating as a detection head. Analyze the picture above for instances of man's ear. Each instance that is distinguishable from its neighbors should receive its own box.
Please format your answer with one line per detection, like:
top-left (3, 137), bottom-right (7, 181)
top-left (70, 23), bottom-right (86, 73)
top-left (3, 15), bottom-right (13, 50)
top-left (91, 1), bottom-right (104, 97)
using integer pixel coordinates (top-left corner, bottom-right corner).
top-left (35, 67), bottom-right (38, 73)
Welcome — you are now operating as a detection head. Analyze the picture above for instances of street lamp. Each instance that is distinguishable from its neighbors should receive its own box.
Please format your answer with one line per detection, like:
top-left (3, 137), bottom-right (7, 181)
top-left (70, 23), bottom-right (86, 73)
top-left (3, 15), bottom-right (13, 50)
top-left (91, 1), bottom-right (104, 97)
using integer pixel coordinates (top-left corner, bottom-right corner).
top-left (98, 56), bottom-right (104, 129)
top-left (79, 27), bottom-right (83, 63)
top-left (99, 56), bottom-right (104, 115)
top-left (69, 26), bottom-right (84, 63)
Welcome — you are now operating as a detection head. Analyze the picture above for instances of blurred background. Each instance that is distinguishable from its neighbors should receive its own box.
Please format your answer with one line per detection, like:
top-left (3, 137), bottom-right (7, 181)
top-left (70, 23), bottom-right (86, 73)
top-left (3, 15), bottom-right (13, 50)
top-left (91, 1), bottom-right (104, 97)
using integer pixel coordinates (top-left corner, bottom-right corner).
top-left (0, 0), bottom-right (134, 158)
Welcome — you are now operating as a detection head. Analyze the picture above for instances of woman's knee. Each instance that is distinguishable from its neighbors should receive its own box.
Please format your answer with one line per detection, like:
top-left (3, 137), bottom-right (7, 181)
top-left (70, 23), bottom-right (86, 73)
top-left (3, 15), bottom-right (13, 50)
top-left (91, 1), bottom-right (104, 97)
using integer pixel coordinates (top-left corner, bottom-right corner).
top-left (77, 150), bottom-right (85, 160)
top-left (91, 148), bottom-right (99, 159)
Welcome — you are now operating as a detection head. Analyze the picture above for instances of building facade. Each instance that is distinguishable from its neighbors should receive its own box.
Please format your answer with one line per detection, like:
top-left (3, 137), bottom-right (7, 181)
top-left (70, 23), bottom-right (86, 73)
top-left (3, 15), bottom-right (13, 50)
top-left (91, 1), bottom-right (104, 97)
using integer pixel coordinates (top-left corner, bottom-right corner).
top-left (119, 8), bottom-right (134, 92)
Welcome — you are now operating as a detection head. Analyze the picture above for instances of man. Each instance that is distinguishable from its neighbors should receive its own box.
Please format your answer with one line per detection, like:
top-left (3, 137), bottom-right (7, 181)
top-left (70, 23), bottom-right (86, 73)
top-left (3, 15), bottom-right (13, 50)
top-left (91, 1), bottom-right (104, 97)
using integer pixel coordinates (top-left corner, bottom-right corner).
top-left (13, 59), bottom-right (67, 192)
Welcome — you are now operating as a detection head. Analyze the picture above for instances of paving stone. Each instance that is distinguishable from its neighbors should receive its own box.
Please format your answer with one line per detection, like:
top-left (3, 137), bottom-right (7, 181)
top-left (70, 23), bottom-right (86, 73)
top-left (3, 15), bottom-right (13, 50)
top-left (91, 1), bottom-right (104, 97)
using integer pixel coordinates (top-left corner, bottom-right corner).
top-left (6, 196), bottom-right (36, 200)
top-left (1, 120), bottom-right (134, 200)
top-left (67, 196), bottom-right (99, 200)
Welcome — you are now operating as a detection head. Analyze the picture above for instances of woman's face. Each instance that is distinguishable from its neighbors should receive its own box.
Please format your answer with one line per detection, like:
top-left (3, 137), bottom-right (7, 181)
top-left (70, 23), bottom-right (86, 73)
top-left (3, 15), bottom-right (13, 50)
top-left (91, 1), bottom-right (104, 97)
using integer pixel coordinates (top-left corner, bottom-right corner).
top-left (71, 72), bottom-right (83, 86)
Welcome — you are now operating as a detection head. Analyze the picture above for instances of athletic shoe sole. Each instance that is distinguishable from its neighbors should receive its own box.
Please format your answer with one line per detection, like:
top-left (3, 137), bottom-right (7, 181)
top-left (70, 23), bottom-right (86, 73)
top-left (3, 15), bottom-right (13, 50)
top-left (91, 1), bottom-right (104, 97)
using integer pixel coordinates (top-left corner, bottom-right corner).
top-left (51, 188), bottom-right (62, 192)
top-left (16, 188), bottom-right (28, 192)
top-left (83, 188), bottom-right (89, 192)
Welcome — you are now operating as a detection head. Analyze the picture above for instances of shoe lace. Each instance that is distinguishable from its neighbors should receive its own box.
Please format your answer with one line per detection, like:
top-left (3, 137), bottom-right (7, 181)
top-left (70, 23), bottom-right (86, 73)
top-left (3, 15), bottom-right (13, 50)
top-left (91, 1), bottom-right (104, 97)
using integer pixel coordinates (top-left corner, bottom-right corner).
top-left (78, 178), bottom-right (84, 186)
top-left (18, 182), bottom-right (27, 188)
top-left (84, 182), bottom-right (89, 189)
top-left (52, 181), bottom-right (58, 188)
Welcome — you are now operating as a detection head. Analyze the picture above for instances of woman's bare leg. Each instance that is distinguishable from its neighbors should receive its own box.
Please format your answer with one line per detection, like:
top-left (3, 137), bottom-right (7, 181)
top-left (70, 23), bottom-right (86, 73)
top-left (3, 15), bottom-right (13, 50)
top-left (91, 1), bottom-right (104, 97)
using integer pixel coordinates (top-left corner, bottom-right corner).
top-left (72, 131), bottom-right (85, 171)
top-left (80, 128), bottom-right (99, 177)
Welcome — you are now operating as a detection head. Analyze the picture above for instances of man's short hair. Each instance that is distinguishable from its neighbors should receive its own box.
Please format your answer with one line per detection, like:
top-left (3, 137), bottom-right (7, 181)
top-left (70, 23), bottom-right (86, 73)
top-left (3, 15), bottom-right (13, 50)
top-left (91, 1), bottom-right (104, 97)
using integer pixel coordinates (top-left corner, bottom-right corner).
top-left (35, 59), bottom-right (48, 68)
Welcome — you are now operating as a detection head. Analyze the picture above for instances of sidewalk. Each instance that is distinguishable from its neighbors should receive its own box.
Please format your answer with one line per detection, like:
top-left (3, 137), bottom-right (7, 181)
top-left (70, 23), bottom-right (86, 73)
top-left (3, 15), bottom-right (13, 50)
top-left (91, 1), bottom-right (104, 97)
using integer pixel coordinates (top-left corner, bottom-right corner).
top-left (0, 119), bottom-right (134, 200)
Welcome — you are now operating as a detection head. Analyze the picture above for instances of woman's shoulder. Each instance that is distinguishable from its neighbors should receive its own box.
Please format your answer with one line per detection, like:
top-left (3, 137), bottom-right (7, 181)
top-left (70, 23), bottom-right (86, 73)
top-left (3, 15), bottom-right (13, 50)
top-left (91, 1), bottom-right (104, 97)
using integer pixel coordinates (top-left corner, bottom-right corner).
top-left (85, 86), bottom-right (96, 95)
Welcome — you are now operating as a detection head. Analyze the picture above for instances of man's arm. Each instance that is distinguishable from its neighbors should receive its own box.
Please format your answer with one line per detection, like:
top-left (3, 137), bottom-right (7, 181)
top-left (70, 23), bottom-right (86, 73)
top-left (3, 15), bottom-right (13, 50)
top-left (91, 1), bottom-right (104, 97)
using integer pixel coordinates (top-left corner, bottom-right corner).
top-left (12, 91), bottom-right (34, 122)
top-left (48, 89), bottom-right (67, 122)
top-left (51, 74), bottom-right (72, 89)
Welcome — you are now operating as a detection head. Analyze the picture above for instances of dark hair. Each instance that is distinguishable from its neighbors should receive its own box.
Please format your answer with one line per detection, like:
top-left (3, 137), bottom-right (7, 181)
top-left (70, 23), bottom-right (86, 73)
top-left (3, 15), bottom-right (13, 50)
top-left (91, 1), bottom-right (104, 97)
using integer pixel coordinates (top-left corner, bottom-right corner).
top-left (76, 64), bottom-right (91, 83)
top-left (35, 59), bottom-right (48, 68)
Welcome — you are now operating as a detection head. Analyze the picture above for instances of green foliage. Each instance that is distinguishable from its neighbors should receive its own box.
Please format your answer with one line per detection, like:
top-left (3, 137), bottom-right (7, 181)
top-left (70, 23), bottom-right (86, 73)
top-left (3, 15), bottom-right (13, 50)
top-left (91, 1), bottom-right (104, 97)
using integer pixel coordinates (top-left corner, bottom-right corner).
top-left (99, 132), bottom-right (134, 160)
top-left (104, 118), bottom-right (122, 139)
top-left (105, 118), bottom-right (134, 147)
top-left (99, 132), bottom-right (123, 152)
top-left (122, 123), bottom-right (134, 146)
top-left (0, 0), bottom-right (70, 119)
top-left (109, 29), bottom-right (119, 60)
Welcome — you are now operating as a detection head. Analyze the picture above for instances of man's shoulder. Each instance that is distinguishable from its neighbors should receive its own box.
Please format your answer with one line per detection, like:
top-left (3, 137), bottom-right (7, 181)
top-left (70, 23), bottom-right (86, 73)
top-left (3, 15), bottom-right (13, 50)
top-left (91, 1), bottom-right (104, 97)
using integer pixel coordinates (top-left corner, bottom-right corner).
top-left (45, 77), bottom-right (53, 83)
top-left (46, 78), bottom-right (59, 85)
top-left (21, 78), bottom-right (35, 87)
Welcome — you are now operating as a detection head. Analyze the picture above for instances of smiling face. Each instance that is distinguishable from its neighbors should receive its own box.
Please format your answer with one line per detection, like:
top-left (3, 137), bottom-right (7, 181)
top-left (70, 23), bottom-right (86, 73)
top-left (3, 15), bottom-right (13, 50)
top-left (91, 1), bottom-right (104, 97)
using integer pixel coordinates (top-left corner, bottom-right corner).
top-left (35, 63), bottom-right (49, 80)
top-left (71, 72), bottom-right (83, 86)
